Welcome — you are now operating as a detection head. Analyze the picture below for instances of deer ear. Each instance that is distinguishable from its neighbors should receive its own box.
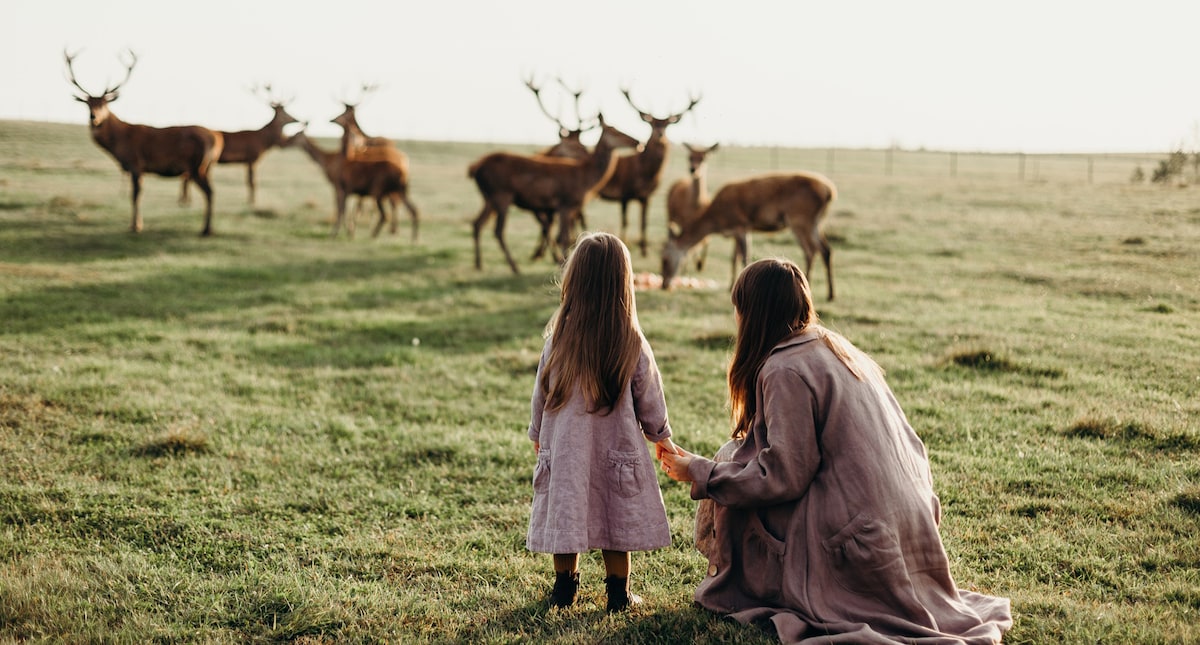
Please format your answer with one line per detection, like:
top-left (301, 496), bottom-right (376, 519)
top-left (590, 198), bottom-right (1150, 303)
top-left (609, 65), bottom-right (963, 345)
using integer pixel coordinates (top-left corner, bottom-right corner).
top-left (74, 95), bottom-right (89, 104)
top-left (668, 222), bottom-right (682, 238)
top-left (104, 90), bottom-right (119, 102)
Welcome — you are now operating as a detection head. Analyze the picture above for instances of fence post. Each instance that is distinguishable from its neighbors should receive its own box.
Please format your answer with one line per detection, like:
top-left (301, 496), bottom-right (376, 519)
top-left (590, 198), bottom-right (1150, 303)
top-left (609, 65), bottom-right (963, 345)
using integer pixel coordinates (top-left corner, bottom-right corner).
top-left (950, 152), bottom-right (958, 178)
top-left (1088, 157), bottom-right (1094, 184)
top-left (771, 146), bottom-right (779, 171)
top-left (826, 148), bottom-right (835, 174)
top-left (1018, 153), bottom-right (1026, 182)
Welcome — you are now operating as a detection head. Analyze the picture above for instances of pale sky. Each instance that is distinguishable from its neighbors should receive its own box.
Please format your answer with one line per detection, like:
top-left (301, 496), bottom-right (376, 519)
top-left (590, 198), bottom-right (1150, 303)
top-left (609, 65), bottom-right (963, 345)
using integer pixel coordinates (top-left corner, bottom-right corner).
top-left (5, 0), bottom-right (1200, 153)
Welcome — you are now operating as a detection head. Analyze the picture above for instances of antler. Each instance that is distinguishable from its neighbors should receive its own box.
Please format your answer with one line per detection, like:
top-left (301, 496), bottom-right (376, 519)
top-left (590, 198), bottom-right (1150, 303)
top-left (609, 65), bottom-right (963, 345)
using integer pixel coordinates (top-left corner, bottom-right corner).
top-left (63, 49), bottom-right (91, 97)
top-left (621, 87), bottom-right (702, 124)
top-left (104, 49), bottom-right (137, 98)
top-left (555, 77), bottom-right (586, 130)
top-left (524, 75), bottom-right (570, 133)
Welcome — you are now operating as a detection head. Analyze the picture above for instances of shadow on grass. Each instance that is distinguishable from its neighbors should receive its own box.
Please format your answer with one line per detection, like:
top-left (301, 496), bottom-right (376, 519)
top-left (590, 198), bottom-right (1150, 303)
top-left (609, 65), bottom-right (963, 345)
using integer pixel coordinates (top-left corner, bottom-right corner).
top-left (449, 600), bottom-right (771, 644)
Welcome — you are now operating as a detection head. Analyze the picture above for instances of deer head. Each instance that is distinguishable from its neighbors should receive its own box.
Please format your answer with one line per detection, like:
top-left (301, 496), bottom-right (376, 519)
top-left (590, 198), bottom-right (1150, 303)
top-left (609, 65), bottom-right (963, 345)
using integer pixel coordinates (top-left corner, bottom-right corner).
top-left (683, 142), bottom-right (720, 174)
top-left (252, 83), bottom-right (300, 128)
top-left (65, 49), bottom-right (137, 128)
top-left (332, 83), bottom-right (379, 130)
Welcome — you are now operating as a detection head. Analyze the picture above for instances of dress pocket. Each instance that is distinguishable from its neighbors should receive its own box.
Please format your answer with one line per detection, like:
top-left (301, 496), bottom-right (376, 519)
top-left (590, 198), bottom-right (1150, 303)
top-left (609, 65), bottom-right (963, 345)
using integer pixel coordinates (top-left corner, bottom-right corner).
top-left (607, 449), bottom-right (644, 498)
top-left (821, 513), bottom-right (909, 596)
top-left (532, 448), bottom-right (551, 494)
top-left (740, 511), bottom-right (786, 602)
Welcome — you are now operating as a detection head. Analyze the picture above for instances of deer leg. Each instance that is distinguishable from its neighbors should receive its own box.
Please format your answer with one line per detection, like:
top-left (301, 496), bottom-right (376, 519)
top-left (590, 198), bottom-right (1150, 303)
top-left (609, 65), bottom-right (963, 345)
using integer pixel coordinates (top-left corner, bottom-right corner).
top-left (638, 198), bottom-right (649, 257)
top-left (130, 173), bottom-right (144, 233)
top-left (532, 211), bottom-right (554, 261)
top-left (371, 194), bottom-right (388, 238)
top-left (178, 175), bottom-right (191, 206)
top-left (555, 208), bottom-right (575, 263)
top-left (731, 232), bottom-right (749, 285)
top-left (619, 201), bottom-right (630, 241)
top-left (247, 163), bottom-right (257, 207)
top-left (388, 194), bottom-right (400, 236)
top-left (493, 205), bottom-right (521, 274)
top-left (695, 237), bottom-right (710, 271)
top-left (472, 203), bottom-right (493, 270)
top-left (332, 189), bottom-right (347, 238)
top-left (400, 194), bottom-right (420, 243)
top-left (193, 173), bottom-right (215, 237)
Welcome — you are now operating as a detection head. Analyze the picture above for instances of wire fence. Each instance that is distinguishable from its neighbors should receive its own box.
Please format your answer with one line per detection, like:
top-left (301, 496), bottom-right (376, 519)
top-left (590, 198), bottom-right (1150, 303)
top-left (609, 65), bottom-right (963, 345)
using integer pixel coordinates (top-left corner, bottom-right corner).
top-left (728, 146), bottom-right (1169, 185)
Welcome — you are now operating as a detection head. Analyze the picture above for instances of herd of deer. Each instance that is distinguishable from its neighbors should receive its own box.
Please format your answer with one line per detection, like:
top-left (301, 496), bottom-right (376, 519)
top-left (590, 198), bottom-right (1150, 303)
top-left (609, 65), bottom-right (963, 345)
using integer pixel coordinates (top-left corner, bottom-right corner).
top-left (65, 51), bottom-right (835, 298)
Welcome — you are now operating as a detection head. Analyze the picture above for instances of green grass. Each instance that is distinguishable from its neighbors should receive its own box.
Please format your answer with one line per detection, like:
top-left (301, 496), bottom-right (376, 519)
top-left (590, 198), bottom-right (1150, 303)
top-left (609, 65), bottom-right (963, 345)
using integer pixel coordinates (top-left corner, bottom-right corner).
top-left (2, 119), bottom-right (1199, 643)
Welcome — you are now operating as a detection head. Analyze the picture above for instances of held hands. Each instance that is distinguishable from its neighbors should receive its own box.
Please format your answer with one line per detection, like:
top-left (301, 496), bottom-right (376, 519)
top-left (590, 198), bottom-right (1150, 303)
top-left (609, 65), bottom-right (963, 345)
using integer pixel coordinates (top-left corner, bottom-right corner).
top-left (657, 440), bottom-right (697, 482)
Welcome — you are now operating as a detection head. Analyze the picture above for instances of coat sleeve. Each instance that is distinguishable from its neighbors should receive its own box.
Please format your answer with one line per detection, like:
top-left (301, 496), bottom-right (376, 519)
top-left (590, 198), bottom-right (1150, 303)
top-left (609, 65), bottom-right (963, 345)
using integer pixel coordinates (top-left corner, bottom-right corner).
top-left (528, 341), bottom-right (550, 443)
top-left (690, 365), bottom-right (821, 507)
top-left (631, 341), bottom-right (672, 443)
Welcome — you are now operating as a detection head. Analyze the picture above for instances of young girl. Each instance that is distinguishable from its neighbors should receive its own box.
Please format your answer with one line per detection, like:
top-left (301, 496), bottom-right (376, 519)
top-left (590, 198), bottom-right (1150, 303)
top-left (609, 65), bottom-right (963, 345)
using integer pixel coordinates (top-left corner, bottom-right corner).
top-left (527, 231), bottom-right (679, 612)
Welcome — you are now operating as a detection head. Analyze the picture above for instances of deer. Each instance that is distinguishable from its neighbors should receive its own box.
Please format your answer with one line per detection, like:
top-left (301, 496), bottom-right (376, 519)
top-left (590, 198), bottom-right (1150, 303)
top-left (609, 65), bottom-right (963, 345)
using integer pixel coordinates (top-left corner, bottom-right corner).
top-left (285, 127), bottom-right (417, 240)
top-left (599, 88), bottom-right (700, 257)
top-left (468, 114), bottom-right (640, 274)
top-left (665, 142), bottom-right (722, 271)
top-left (522, 75), bottom-right (600, 258)
top-left (328, 88), bottom-right (420, 239)
top-left (179, 84), bottom-right (299, 206)
top-left (661, 172), bottom-right (837, 301)
top-left (65, 49), bottom-right (224, 236)
top-left (525, 75), bottom-right (592, 161)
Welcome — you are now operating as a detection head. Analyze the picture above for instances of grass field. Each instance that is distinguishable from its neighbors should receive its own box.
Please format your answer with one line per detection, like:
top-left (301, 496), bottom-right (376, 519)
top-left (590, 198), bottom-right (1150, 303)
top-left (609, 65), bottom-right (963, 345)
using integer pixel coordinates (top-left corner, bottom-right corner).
top-left (1, 118), bottom-right (1198, 644)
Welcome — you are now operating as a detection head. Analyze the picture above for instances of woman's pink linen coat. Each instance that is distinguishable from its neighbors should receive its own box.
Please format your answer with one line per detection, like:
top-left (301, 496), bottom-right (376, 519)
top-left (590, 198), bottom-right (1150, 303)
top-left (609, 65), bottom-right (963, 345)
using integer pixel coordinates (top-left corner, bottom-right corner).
top-left (527, 336), bottom-right (673, 554)
top-left (687, 331), bottom-right (1012, 644)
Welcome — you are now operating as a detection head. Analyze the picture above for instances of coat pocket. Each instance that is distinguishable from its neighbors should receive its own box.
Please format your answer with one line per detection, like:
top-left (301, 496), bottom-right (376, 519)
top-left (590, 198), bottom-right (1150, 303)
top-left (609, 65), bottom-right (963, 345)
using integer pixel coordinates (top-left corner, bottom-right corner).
top-left (607, 449), bottom-right (644, 499)
top-left (532, 448), bottom-right (551, 494)
top-left (740, 511), bottom-right (786, 602)
top-left (821, 513), bottom-right (909, 596)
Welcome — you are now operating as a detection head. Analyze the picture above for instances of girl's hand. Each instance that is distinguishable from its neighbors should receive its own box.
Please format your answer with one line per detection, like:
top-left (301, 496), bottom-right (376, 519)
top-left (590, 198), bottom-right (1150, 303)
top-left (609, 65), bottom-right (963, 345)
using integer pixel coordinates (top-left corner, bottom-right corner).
top-left (660, 447), bottom-right (697, 482)
top-left (533, 441), bottom-right (540, 453)
top-left (655, 437), bottom-right (682, 460)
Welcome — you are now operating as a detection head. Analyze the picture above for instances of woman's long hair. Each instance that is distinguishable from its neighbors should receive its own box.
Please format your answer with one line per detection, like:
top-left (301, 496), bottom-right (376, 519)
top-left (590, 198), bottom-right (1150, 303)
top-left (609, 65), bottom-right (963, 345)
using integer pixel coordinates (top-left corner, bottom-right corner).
top-left (542, 232), bottom-right (643, 415)
top-left (727, 258), bottom-right (881, 439)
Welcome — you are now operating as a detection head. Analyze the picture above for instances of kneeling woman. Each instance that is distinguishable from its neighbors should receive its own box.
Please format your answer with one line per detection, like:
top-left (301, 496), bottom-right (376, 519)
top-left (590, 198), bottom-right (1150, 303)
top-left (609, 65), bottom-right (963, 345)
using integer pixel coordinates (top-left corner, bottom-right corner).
top-left (661, 258), bottom-right (1012, 644)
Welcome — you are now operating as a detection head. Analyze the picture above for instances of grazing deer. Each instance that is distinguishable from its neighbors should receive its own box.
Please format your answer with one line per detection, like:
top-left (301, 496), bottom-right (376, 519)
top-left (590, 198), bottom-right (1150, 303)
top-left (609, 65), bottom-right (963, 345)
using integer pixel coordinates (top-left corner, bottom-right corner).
top-left (179, 84), bottom-right (299, 206)
top-left (65, 49), bottom-right (224, 236)
top-left (600, 88), bottom-right (700, 256)
top-left (661, 172), bottom-right (837, 300)
top-left (468, 115), bottom-right (640, 273)
top-left (666, 142), bottom-right (721, 271)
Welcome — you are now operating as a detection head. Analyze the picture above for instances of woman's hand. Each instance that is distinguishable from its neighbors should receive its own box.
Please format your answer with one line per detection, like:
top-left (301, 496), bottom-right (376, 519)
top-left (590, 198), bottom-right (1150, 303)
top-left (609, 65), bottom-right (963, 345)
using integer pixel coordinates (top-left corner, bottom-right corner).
top-left (660, 447), bottom-right (697, 482)
top-left (533, 441), bottom-right (540, 453)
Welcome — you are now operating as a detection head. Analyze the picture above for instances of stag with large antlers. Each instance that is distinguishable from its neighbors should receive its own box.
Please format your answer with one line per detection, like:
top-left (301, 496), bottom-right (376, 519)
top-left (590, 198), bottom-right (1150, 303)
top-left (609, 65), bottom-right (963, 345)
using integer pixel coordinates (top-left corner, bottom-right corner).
top-left (661, 172), bottom-right (836, 300)
top-left (65, 49), bottom-right (224, 236)
top-left (666, 142), bottom-right (722, 271)
top-left (599, 88), bottom-right (700, 256)
top-left (469, 114), bottom-right (640, 273)
top-left (179, 84), bottom-right (299, 206)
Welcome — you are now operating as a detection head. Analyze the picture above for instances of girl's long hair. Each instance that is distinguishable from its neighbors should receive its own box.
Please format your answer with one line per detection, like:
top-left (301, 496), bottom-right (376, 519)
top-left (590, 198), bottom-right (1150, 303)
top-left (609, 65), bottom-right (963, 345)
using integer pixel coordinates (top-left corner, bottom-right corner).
top-left (727, 258), bottom-right (881, 439)
top-left (542, 232), bottom-right (643, 415)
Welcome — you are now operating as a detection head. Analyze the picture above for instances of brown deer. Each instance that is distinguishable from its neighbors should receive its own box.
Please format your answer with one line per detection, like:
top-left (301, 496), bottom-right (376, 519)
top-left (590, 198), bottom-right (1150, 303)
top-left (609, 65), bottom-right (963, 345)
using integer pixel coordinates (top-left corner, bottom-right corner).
top-left (65, 49), bottom-right (224, 236)
top-left (286, 128), bottom-right (417, 240)
top-left (665, 142), bottom-right (721, 271)
top-left (661, 172), bottom-right (837, 300)
top-left (469, 114), bottom-right (640, 273)
top-left (328, 91), bottom-right (420, 239)
top-left (599, 88), bottom-right (700, 256)
top-left (179, 84), bottom-right (299, 206)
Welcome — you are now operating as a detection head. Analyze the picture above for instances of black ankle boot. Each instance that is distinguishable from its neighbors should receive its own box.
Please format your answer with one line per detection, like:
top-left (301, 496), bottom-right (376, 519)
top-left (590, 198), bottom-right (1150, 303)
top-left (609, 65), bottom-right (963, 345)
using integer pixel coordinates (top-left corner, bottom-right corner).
top-left (548, 570), bottom-right (579, 608)
top-left (604, 575), bottom-right (643, 612)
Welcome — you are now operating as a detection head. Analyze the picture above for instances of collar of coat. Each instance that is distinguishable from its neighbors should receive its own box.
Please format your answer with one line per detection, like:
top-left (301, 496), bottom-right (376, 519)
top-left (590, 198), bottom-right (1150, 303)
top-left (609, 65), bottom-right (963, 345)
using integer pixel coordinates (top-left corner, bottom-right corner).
top-left (769, 328), bottom-right (821, 355)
